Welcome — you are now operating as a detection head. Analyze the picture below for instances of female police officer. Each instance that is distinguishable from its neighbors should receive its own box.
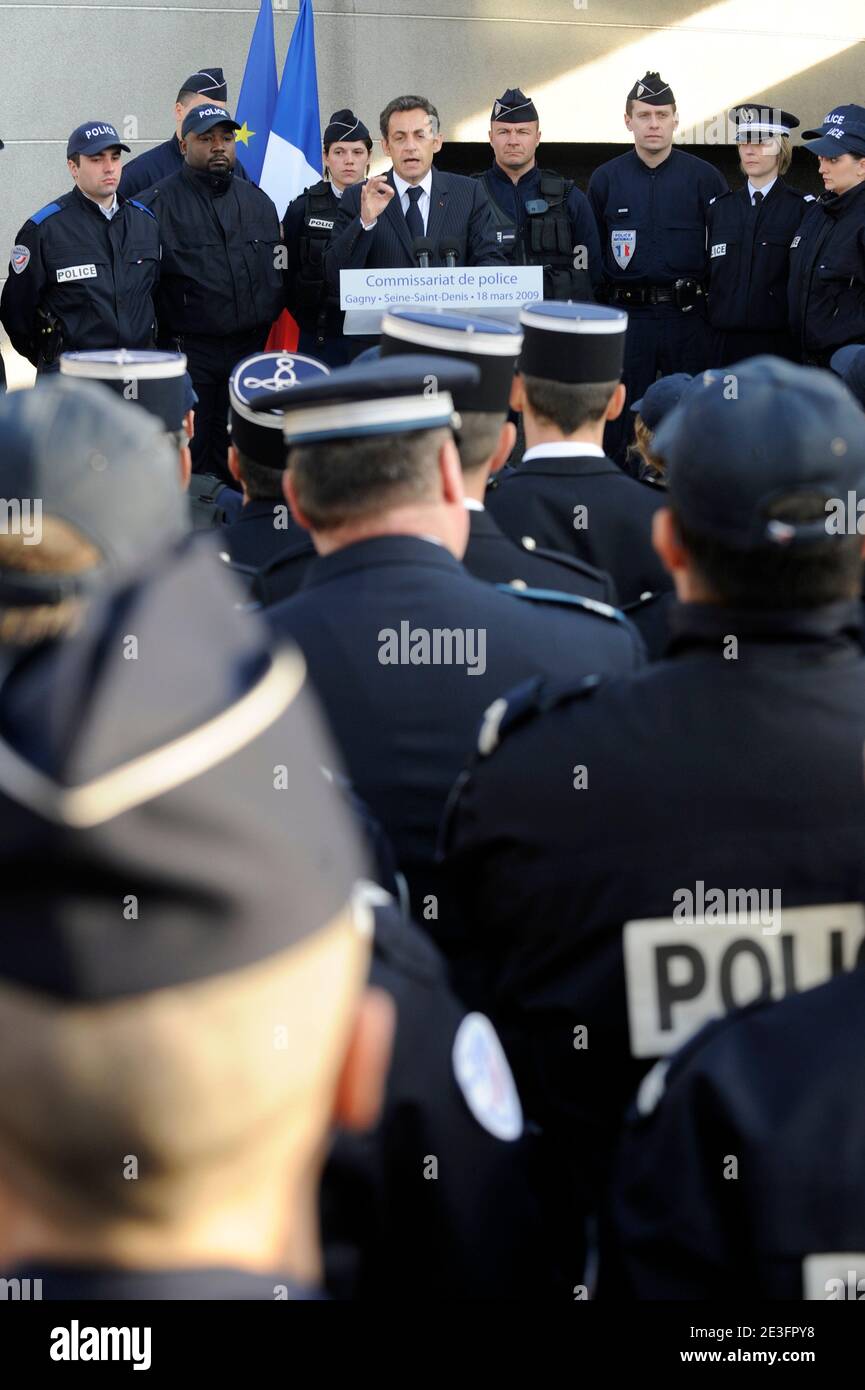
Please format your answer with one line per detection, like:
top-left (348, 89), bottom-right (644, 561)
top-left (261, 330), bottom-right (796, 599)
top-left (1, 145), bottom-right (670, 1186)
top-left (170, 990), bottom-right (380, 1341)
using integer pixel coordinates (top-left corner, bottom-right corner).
top-left (707, 106), bottom-right (813, 364)
top-left (788, 103), bottom-right (865, 366)
top-left (282, 110), bottom-right (372, 366)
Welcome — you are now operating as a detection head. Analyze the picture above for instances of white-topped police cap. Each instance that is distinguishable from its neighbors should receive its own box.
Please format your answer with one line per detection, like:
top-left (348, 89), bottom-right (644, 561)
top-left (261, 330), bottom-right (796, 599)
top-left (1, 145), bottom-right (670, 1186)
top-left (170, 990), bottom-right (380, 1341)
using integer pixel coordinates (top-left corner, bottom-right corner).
top-left (60, 349), bottom-right (191, 432)
top-left (251, 354), bottom-right (480, 446)
top-left (380, 310), bottom-right (522, 413)
top-left (733, 105), bottom-right (800, 141)
top-left (518, 301), bottom-right (628, 383)
top-left (229, 351), bottom-right (330, 468)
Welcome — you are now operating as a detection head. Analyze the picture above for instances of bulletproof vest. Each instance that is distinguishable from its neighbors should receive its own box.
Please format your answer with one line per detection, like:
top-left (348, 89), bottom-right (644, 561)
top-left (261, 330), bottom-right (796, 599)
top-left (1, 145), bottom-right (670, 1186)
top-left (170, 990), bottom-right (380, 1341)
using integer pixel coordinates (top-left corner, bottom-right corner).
top-left (187, 475), bottom-right (242, 531)
top-left (478, 169), bottom-right (579, 300)
top-left (295, 181), bottom-right (337, 313)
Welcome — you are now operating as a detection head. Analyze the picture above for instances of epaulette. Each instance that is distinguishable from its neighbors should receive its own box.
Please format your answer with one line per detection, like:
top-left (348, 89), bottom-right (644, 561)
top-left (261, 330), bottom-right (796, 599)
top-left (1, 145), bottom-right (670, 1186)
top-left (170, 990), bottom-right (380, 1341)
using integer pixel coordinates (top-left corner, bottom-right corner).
top-left (485, 464), bottom-right (518, 493)
top-left (708, 191), bottom-right (729, 206)
top-left (803, 194), bottom-right (817, 202)
top-left (128, 198), bottom-right (156, 219)
top-left (522, 536), bottom-right (613, 586)
top-left (622, 588), bottom-right (667, 616)
top-left (30, 202), bottom-right (62, 226)
top-left (496, 583), bottom-right (630, 625)
top-left (475, 671), bottom-right (604, 758)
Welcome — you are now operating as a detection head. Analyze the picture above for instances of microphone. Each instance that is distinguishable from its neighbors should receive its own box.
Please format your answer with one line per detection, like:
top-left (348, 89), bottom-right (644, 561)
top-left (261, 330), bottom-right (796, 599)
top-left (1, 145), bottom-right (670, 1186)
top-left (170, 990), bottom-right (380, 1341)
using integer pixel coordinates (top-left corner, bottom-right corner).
top-left (412, 236), bottom-right (435, 268)
top-left (439, 237), bottom-right (460, 269)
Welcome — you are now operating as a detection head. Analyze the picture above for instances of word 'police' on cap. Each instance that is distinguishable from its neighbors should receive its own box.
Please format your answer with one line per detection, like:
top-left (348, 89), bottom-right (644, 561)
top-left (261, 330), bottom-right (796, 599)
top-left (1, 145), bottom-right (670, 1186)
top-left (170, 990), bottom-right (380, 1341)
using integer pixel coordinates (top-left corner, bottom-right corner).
top-left (802, 104), bottom-right (865, 158)
top-left (518, 301), bottom-right (628, 384)
top-left (229, 352), bottom-right (330, 468)
top-left (66, 122), bottom-right (130, 159)
top-left (181, 105), bottom-right (241, 139)
top-left (653, 355), bottom-right (865, 550)
top-left (379, 309), bottom-right (521, 414)
top-left (252, 354), bottom-right (480, 446)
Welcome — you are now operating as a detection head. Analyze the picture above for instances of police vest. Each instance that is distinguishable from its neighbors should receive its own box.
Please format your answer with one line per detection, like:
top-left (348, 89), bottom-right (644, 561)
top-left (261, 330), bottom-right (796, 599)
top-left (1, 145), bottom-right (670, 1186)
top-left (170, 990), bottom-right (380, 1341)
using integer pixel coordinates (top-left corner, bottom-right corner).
top-left (477, 169), bottom-right (578, 299)
top-left (295, 181), bottom-right (337, 315)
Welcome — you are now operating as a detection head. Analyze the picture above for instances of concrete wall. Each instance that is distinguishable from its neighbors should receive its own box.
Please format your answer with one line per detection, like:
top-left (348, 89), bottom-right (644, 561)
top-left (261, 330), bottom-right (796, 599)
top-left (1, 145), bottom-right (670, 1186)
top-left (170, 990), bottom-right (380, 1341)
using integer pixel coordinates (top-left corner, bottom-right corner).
top-left (2, 0), bottom-right (863, 382)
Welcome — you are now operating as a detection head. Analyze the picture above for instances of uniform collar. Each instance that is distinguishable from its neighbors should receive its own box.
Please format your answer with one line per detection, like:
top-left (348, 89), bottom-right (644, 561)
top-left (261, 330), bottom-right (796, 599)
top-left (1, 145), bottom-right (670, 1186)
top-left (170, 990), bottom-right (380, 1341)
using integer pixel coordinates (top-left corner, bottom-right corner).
top-left (300, 534), bottom-right (462, 589)
top-left (183, 162), bottom-right (234, 197)
top-left (747, 176), bottom-right (777, 202)
top-left (667, 599), bottom-right (865, 653)
top-left (490, 160), bottom-right (538, 189)
top-left (523, 442), bottom-right (606, 461)
top-left (463, 497), bottom-right (485, 512)
top-left (631, 146), bottom-right (675, 174)
top-left (72, 185), bottom-right (117, 219)
top-left (823, 179), bottom-right (865, 218)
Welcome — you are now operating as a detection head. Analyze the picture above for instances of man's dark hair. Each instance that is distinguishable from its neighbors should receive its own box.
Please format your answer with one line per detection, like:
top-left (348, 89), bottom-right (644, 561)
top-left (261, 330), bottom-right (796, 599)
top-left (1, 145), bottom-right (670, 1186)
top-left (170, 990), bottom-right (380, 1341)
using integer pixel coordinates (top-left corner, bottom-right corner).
top-left (68, 153), bottom-right (81, 168)
top-left (673, 493), bottom-right (864, 609)
top-left (289, 427), bottom-right (450, 531)
top-left (233, 447), bottom-right (284, 502)
top-left (457, 411), bottom-right (506, 474)
top-left (380, 96), bottom-right (440, 140)
top-left (521, 374), bottom-right (618, 436)
top-left (176, 87), bottom-right (202, 107)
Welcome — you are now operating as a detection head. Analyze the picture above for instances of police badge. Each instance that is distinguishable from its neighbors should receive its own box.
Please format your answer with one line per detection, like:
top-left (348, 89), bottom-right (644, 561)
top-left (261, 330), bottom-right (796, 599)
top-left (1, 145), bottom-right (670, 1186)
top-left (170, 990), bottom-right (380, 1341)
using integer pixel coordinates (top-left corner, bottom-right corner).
top-left (611, 229), bottom-right (636, 270)
top-left (11, 245), bottom-right (30, 274)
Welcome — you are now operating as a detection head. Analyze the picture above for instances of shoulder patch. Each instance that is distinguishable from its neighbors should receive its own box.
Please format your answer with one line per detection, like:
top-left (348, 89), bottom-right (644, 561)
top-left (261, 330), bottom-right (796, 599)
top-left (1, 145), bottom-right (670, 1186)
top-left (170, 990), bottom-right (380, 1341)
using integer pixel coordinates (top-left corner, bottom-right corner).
top-left (476, 672), bottom-right (603, 758)
top-left (30, 202), bottom-right (62, 227)
top-left (804, 194), bottom-right (817, 202)
top-left (128, 198), bottom-right (156, 219)
top-left (496, 583), bottom-right (628, 625)
top-left (452, 1013), bottom-right (523, 1141)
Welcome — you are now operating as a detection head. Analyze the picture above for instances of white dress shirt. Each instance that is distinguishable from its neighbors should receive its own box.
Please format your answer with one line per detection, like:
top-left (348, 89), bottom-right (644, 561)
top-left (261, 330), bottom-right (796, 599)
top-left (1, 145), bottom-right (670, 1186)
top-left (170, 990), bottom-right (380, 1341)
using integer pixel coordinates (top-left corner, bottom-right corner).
top-left (522, 442), bottom-right (606, 462)
top-left (748, 177), bottom-right (777, 206)
top-left (392, 169), bottom-right (432, 233)
top-left (80, 189), bottom-right (119, 220)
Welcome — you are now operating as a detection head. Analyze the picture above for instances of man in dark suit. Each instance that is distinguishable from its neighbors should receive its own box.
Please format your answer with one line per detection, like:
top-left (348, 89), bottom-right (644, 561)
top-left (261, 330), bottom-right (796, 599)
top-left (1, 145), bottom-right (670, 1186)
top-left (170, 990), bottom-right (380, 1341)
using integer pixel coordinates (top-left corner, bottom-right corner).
top-left (325, 94), bottom-right (506, 289)
top-left (258, 355), bottom-right (643, 980)
top-left (487, 302), bottom-right (671, 604)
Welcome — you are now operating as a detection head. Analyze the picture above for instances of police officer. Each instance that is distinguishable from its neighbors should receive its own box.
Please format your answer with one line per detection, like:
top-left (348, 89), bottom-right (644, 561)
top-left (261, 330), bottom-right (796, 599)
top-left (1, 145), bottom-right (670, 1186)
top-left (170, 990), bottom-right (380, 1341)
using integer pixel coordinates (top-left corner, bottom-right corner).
top-left (707, 106), bottom-right (814, 364)
top-left (378, 307), bottom-right (617, 601)
top-left (140, 104), bottom-right (285, 483)
top-left (57, 348), bottom-right (243, 530)
top-left (219, 351), bottom-right (328, 601)
top-left (118, 67), bottom-right (249, 198)
top-left (788, 103), bottom-right (865, 365)
top-left (441, 358), bottom-right (865, 1243)
top-left (261, 355), bottom-right (643, 957)
top-left (0, 122), bottom-right (159, 372)
top-left (476, 87), bottom-right (601, 300)
top-left (603, 967), bottom-right (865, 1300)
top-left (486, 302), bottom-right (671, 603)
top-left (283, 110), bottom-right (372, 366)
top-left (587, 72), bottom-right (727, 461)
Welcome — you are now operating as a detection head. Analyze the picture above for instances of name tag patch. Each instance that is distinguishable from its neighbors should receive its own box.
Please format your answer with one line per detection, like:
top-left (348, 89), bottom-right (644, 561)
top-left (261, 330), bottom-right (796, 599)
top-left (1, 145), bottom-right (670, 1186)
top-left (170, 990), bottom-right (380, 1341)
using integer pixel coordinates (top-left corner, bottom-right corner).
top-left (307, 218), bottom-right (334, 230)
top-left (710, 243), bottom-right (726, 258)
top-left (623, 901), bottom-right (865, 1058)
top-left (56, 264), bottom-right (97, 282)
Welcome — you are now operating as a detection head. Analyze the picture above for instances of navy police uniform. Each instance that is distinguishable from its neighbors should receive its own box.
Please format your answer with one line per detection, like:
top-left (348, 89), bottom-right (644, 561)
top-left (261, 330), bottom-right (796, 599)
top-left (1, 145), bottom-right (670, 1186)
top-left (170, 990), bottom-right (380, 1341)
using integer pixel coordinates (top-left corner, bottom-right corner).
top-left (788, 104), bottom-right (865, 366)
top-left (140, 105), bottom-right (285, 482)
top-left (441, 359), bottom-right (865, 1215)
top-left (476, 88), bottom-right (601, 301)
top-left (120, 69), bottom-right (250, 199)
top-left (604, 967), bottom-right (865, 1300)
top-left (218, 351), bottom-right (328, 602)
top-left (1, 123), bottom-right (159, 371)
top-left (707, 107), bottom-right (814, 364)
top-left (587, 72), bottom-right (727, 459)
top-left (259, 357), bottom-right (644, 958)
top-left (485, 303), bottom-right (671, 604)
top-left (377, 307), bottom-right (619, 603)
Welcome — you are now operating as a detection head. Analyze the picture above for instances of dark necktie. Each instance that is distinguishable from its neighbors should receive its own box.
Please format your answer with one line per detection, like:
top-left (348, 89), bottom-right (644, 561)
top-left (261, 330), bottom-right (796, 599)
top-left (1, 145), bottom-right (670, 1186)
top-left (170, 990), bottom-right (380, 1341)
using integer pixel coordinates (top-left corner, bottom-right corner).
top-left (752, 190), bottom-right (764, 207)
top-left (405, 184), bottom-right (424, 239)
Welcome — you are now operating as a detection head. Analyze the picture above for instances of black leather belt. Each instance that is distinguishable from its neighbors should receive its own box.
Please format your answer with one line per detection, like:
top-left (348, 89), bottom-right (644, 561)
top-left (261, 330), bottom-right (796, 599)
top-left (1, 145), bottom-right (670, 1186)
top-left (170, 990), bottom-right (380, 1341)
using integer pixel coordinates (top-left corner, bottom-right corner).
top-left (609, 280), bottom-right (706, 310)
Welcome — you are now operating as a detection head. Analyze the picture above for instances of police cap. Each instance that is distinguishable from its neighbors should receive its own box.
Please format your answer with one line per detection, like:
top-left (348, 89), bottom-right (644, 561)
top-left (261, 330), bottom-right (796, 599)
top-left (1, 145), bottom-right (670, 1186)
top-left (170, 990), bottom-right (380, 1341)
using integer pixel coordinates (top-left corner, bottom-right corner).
top-left (59, 349), bottom-right (193, 433)
top-left (180, 67), bottom-right (228, 102)
top-left (229, 352), bottom-right (330, 468)
top-left (181, 104), bottom-right (241, 140)
top-left (66, 121), bottom-right (130, 158)
top-left (630, 373), bottom-right (693, 430)
top-left (627, 72), bottom-right (675, 107)
top-left (518, 302), bottom-right (628, 384)
top-left (323, 109), bottom-right (371, 146)
top-left (252, 354), bottom-right (480, 445)
top-left (379, 309), bottom-right (522, 413)
top-left (0, 377), bottom-right (186, 605)
top-left (802, 104), bottom-right (865, 157)
top-left (653, 356), bottom-right (865, 549)
top-left (490, 88), bottom-right (539, 124)
top-left (733, 105), bottom-right (800, 142)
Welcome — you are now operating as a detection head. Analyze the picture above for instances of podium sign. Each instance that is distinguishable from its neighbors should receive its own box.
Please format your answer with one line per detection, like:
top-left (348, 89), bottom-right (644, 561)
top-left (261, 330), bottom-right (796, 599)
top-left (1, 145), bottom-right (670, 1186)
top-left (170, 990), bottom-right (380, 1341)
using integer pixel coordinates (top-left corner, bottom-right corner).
top-left (339, 265), bottom-right (543, 334)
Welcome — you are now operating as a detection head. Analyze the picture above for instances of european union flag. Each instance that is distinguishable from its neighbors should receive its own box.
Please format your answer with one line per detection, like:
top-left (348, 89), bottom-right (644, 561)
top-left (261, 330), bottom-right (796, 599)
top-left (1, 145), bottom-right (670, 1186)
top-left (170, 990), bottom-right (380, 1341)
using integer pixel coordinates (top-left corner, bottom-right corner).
top-left (235, 0), bottom-right (278, 185)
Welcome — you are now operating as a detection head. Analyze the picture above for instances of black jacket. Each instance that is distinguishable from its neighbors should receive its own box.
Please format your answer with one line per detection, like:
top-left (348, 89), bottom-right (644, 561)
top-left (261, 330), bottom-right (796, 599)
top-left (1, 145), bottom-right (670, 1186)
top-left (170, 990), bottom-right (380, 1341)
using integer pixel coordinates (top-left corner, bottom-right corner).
top-left (1, 187), bottom-right (159, 366)
top-left (707, 179), bottom-right (815, 332)
top-left (464, 505), bottom-right (617, 603)
top-left (140, 165), bottom-right (284, 339)
top-left (788, 180), bottom-right (865, 362)
top-left (487, 448), bottom-right (670, 605)
top-left (119, 133), bottom-right (250, 200)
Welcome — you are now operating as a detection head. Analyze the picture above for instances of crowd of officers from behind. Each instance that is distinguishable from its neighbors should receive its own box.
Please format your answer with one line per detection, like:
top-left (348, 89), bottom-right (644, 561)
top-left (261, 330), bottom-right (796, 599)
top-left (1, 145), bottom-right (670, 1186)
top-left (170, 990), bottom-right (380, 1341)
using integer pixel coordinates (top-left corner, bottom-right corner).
top-left (3, 64), bottom-right (865, 1306)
